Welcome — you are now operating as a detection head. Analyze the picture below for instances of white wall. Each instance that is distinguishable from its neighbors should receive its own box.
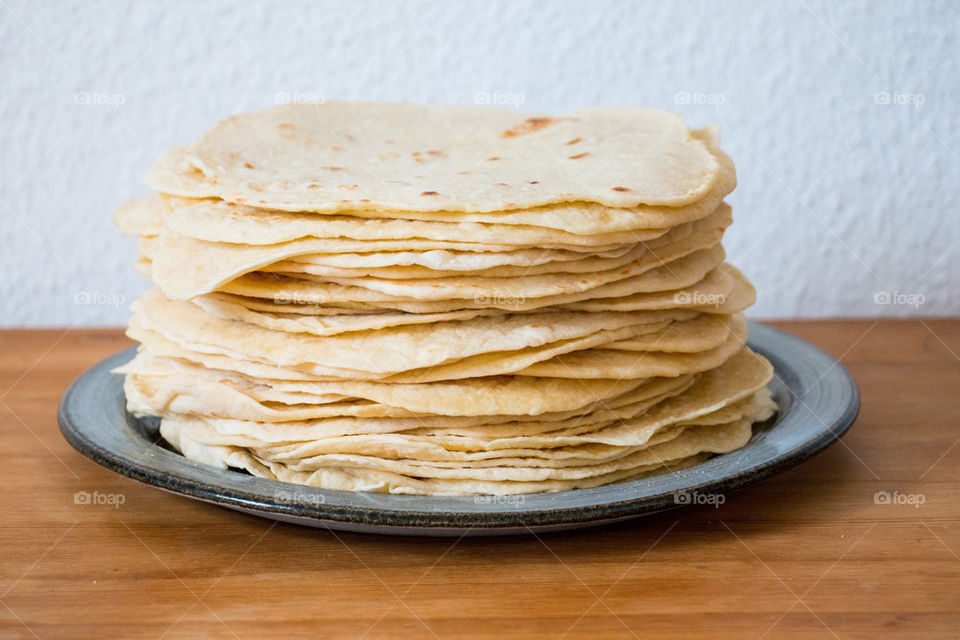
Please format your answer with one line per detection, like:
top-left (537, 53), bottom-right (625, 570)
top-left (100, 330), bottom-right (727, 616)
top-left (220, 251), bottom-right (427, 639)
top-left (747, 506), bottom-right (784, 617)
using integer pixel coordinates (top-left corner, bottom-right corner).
top-left (1, 0), bottom-right (956, 326)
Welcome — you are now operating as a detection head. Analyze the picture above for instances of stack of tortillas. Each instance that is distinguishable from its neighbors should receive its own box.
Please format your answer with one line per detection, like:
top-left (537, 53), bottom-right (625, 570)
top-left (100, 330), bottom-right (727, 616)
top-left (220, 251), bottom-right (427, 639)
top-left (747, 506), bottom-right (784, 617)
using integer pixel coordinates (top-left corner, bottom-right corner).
top-left (113, 103), bottom-right (776, 496)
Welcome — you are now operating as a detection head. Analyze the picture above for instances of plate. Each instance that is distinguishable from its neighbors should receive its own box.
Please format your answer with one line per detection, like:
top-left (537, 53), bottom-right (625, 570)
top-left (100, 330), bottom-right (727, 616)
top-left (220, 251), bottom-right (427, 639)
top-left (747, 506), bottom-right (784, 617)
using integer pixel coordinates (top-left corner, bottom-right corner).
top-left (59, 322), bottom-right (858, 537)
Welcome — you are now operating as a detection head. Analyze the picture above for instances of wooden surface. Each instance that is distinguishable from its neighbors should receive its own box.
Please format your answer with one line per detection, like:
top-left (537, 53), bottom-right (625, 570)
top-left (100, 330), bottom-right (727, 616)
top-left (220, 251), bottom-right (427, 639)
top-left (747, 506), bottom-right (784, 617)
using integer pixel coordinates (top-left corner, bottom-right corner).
top-left (1, 319), bottom-right (958, 639)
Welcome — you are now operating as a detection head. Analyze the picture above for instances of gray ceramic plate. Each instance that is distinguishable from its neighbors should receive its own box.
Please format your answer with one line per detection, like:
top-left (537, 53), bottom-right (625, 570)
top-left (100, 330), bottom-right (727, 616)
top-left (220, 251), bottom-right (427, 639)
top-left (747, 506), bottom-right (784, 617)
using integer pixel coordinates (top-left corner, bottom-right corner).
top-left (59, 322), bottom-right (858, 536)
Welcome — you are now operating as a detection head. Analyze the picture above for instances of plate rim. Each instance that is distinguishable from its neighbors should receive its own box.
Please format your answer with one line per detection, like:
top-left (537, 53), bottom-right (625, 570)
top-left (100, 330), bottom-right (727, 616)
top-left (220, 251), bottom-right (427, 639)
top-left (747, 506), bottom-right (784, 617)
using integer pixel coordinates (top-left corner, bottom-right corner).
top-left (59, 322), bottom-right (859, 533)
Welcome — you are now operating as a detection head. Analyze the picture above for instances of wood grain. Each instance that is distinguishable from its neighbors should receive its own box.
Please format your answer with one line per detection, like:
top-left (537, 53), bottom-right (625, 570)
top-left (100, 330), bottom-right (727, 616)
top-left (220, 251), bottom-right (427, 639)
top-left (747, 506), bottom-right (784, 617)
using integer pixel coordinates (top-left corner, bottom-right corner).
top-left (1, 320), bottom-right (958, 639)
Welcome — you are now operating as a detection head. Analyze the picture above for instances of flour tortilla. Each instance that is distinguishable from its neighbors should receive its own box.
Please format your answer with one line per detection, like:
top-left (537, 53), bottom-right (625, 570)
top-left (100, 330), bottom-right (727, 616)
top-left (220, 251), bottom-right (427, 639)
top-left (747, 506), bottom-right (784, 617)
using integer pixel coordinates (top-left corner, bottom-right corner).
top-left (150, 350), bottom-right (775, 458)
top-left (160, 417), bottom-right (748, 491)
top-left (127, 316), bottom-right (674, 384)
top-left (163, 195), bottom-right (677, 248)
top-left (122, 369), bottom-right (693, 436)
top-left (512, 313), bottom-right (746, 379)
top-left (118, 351), bottom-right (698, 429)
top-left (162, 422), bottom-right (716, 495)
top-left (262, 133), bottom-right (735, 234)
top-left (191, 294), bottom-right (501, 335)
top-left (283, 204), bottom-right (729, 299)
top-left (152, 229), bottom-right (631, 300)
top-left (217, 245), bottom-right (726, 313)
top-left (147, 354), bottom-right (772, 458)
top-left (146, 203), bottom-right (730, 302)
top-left (132, 289), bottom-right (693, 376)
top-left (605, 312), bottom-right (733, 353)
top-left (265, 239), bottom-right (657, 280)
top-left (560, 263), bottom-right (755, 314)
top-left (114, 193), bottom-right (165, 236)
top-left (209, 263), bottom-right (745, 317)
top-left (145, 104), bottom-right (721, 212)
top-left (134, 227), bottom-right (637, 271)
top-left (119, 329), bottom-right (658, 416)
top-left (131, 126), bottom-right (733, 235)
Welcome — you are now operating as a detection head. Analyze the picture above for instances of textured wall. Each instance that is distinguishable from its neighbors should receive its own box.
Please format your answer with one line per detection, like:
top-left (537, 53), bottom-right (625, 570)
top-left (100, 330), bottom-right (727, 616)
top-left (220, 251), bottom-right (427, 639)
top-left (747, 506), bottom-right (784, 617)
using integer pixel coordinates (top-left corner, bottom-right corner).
top-left (1, 0), bottom-right (957, 326)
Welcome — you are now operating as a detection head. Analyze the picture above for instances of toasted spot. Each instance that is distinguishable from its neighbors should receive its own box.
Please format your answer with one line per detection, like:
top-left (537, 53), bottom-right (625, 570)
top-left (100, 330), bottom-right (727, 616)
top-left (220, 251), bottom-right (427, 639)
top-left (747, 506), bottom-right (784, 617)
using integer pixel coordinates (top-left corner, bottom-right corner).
top-left (486, 156), bottom-right (501, 161)
top-left (337, 184), bottom-right (359, 190)
top-left (243, 161), bottom-right (254, 169)
top-left (569, 152), bottom-right (590, 160)
top-left (612, 186), bottom-right (631, 192)
top-left (500, 117), bottom-right (561, 139)
top-left (527, 180), bottom-right (540, 184)
top-left (427, 150), bottom-right (445, 157)
top-left (307, 184), bottom-right (319, 190)
top-left (457, 171), bottom-right (471, 175)
top-left (421, 191), bottom-right (439, 196)
top-left (323, 166), bottom-right (345, 171)
top-left (495, 182), bottom-right (511, 187)
top-left (565, 137), bottom-right (582, 145)
top-left (276, 123), bottom-right (295, 137)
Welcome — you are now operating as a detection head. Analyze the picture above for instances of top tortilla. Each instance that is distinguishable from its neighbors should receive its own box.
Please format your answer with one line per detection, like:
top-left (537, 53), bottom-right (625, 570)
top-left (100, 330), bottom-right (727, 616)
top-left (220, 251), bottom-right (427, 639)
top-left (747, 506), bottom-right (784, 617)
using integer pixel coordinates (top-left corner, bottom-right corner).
top-left (144, 103), bottom-right (721, 213)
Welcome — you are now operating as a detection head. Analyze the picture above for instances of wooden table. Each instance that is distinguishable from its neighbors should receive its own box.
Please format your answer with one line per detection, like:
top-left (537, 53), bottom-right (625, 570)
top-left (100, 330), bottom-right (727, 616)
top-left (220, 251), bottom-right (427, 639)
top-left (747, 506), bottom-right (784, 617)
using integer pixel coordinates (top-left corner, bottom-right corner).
top-left (1, 320), bottom-right (958, 639)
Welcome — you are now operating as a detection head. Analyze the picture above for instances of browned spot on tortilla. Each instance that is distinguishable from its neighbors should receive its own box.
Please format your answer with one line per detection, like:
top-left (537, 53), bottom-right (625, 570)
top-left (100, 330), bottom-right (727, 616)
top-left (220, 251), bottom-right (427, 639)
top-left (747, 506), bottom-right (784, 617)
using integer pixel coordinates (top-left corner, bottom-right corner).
top-left (359, 199), bottom-right (370, 203)
top-left (337, 184), bottom-right (359, 190)
top-left (307, 184), bottom-right (319, 189)
top-left (612, 186), bottom-right (631, 192)
top-left (427, 150), bottom-right (445, 157)
top-left (276, 123), bottom-right (295, 137)
top-left (243, 161), bottom-right (254, 169)
top-left (569, 152), bottom-right (590, 159)
top-left (457, 171), bottom-right (471, 175)
top-left (527, 180), bottom-right (540, 184)
top-left (500, 117), bottom-right (562, 139)
top-left (565, 137), bottom-right (583, 145)
top-left (421, 191), bottom-right (439, 196)
top-left (324, 166), bottom-right (345, 171)
top-left (345, 134), bottom-right (355, 141)
top-left (332, 146), bottom-right (342, 152)
top-left (486, 156), bottom-right (500, 161)
top-left (495, 182), bottom-right (511, 187)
